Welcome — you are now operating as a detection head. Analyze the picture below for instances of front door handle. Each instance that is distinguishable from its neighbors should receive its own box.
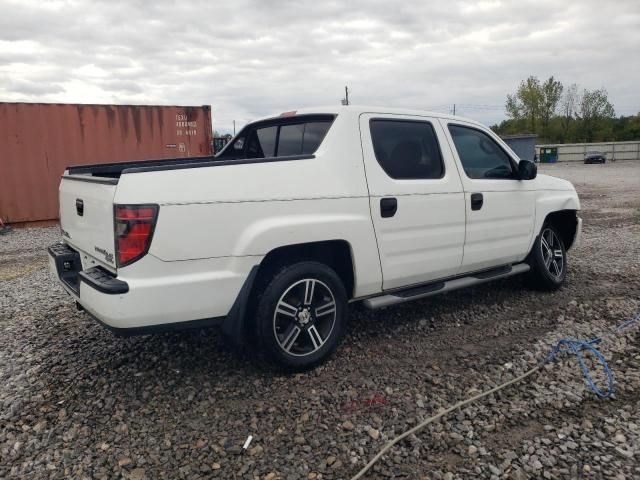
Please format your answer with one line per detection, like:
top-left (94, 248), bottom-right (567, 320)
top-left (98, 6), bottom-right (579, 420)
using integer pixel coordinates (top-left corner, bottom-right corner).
top-left (471, 193), bottom-right (483, 211)
top-left (380, 197), bottom-right (397, 218)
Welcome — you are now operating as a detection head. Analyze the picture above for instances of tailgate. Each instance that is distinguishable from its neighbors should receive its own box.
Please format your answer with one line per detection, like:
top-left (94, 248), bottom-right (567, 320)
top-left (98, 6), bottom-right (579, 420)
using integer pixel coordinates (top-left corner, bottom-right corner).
top-left (59, 176), bottom-right (117, 272)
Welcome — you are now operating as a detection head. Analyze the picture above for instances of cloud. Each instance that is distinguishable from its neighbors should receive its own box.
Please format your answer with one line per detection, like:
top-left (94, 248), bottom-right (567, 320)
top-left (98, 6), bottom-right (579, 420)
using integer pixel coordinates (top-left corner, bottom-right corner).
top-left (0, 0), bottom-right (638, 132)
top-left (0, 77), bottom-right (65, 96)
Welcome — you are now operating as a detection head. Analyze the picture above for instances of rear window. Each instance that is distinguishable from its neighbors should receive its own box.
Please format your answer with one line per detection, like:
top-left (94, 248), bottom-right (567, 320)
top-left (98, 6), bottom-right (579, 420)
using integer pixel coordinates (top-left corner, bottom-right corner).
top-left (216, 115), bottom-right (334, 160)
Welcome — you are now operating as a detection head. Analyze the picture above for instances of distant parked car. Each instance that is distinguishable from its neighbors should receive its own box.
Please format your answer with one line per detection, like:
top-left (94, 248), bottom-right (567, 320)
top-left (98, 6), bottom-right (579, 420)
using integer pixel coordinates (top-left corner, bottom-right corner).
top-left (584, 151), bottom-right (606, 164)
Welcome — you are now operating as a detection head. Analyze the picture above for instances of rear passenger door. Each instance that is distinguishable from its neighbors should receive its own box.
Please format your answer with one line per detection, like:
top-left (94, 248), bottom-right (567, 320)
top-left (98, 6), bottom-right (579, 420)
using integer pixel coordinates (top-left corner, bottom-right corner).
top-left (359, 114), bottom-right (466, 290)
top-left (442, 120), bottom-right (535, 272)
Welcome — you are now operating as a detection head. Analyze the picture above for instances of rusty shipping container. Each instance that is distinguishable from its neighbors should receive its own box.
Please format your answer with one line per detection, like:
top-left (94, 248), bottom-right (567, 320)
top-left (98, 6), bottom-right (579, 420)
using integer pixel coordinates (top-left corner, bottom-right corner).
top-left (0, 102), bottom-right (213, 224)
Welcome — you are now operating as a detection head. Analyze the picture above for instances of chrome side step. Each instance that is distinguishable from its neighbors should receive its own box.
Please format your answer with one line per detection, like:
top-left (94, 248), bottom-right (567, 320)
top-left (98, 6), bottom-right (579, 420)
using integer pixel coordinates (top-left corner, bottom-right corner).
top-left (363, 263), bottom-right (531, 310)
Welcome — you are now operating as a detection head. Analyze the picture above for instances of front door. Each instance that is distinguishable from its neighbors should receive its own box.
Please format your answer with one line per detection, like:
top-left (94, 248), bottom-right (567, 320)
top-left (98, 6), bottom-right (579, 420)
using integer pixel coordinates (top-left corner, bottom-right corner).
top-left (359, 113), bottom-right (466, 290)
top-left (441, 120), bottom-right (535, 273)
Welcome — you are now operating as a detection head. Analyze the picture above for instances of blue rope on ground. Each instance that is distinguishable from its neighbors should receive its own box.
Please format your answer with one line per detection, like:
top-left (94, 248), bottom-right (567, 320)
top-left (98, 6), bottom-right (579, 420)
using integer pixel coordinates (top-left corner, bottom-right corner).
top-left (546, 314), bottom-right (640, 399)
top-left (352, 314), bottom-right (640, 480)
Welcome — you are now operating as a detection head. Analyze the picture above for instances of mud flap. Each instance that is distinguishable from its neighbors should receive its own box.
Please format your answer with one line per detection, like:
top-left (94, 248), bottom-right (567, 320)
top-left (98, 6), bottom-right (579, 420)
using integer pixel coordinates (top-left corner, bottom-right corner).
top-left (221, 265), bottom-right (259, 347)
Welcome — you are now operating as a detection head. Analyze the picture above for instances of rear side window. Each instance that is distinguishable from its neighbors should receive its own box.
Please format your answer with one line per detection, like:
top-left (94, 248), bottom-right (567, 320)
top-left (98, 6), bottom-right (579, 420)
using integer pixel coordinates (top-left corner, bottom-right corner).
top-left (302, 122), bottom-right (332, 154)
top-left (369, 119), bottom-right (444, 179)
top-left (448, 125), bottom-right (515, 179)
top-left (277, 122), bottom-right (332, 156)
top-left (247, 126), bottom-right (277, 158)
top-left (278, 123), bottom-right (305, 156)
top-left (216, 116), bottom-right (333, 160)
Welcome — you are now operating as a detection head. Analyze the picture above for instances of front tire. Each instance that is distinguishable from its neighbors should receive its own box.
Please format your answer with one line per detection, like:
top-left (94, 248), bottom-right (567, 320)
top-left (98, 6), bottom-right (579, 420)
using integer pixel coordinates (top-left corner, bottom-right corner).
top-left (254, 261), bottom-right (347, 371)
top-left (526, 223), bottom-right (567, 290)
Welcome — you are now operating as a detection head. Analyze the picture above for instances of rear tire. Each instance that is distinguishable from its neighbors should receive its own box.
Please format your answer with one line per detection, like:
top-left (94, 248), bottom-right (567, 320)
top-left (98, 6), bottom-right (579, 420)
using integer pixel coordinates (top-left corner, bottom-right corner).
top-left (526, 223), bottom-right (567, 291)
top-left (254, 261), bottom-right (347, 371)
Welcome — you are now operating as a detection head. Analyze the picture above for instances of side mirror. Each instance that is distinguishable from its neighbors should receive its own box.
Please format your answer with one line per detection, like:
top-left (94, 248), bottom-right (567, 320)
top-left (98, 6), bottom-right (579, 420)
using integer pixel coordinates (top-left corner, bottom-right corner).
top-left (518, 159), bottom-right (537, 180)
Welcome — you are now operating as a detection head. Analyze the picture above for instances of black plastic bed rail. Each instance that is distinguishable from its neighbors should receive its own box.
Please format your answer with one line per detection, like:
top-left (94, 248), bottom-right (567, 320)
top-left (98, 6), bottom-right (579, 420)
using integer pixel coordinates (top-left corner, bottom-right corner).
top-left (66, 153), bottom-right (315, 177)
top-left (67, 156), bottom-right (215, 178)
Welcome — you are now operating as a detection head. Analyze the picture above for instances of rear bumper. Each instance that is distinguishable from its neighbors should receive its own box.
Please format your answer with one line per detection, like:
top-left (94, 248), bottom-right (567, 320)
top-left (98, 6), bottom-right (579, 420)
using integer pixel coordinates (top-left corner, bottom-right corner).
top-left (79, 306), bottom-right (225, 336)
top-left (79, 267), bottom-right (129, 294)
top-left (49, 243), bottom-right (128, 295)
top-left (48, 242), bottom-right (259, 334)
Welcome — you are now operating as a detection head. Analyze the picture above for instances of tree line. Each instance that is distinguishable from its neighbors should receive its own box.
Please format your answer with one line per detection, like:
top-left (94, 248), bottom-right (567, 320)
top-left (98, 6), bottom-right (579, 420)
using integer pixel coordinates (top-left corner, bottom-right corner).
top-left (491, 76), bottom-right (640, 143)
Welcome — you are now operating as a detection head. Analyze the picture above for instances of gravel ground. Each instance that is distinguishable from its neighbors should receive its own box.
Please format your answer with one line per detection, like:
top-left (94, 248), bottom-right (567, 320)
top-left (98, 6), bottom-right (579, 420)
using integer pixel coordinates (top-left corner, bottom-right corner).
top-left (1, 161), bottom-right (639, 480)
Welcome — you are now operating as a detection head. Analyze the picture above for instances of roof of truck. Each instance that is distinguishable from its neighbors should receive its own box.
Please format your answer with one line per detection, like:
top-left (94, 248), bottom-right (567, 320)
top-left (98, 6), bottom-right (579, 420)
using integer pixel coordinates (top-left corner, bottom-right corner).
top-left (257, 105), bottom-right (483, 126)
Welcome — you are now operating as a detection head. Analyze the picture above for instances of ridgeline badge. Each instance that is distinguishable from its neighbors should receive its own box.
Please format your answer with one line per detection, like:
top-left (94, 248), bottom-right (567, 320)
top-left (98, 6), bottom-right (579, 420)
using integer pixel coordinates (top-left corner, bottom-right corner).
top-left (94, 246), bottom-right (114, 263)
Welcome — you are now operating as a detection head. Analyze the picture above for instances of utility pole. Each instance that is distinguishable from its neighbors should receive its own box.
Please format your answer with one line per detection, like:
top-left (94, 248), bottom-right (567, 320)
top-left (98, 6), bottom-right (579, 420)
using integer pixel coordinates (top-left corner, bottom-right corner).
top-left (233, 120), bottom-right (236, 135)
top-left (453, 104), bottom-right (456, 115)
top-left (342, 86), bottom-right (350, 106)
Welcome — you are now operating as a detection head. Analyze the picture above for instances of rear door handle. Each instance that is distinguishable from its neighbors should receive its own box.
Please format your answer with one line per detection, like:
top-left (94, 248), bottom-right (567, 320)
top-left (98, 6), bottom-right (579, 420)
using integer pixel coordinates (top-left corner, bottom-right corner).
top-left (380, 197), bottom-right (397, 218)
top-left (470, 193), bottom-right (483, 211)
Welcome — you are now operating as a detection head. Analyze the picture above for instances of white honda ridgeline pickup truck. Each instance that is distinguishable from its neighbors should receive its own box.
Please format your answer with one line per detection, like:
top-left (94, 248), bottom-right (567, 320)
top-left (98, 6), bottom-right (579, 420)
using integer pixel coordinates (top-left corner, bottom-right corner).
top-left (49, 106), bottom-right (581, 370)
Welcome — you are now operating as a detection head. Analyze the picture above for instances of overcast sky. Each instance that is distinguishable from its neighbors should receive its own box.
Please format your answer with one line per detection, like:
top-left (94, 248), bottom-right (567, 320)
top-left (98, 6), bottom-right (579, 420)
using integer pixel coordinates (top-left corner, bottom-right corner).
top-left (1, 0), bottom-right (639, 133)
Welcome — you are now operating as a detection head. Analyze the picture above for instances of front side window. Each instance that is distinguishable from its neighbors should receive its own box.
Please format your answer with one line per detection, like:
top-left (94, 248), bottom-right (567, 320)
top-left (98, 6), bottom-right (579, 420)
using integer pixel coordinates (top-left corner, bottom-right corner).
top-left (370, 119), bottom-right (444, 179)
top-left (448, 125), bottom-right (515, 179)
top-left (215, 116), bottom-right (334, 160)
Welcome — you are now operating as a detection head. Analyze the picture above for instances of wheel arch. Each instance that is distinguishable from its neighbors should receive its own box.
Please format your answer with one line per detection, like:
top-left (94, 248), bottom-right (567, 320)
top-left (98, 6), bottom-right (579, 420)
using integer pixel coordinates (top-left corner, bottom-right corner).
top-left (255, 240), bottom-right (356, 299)
top-left (543, 209), bottom-right (579, 251)
top-left (530, 190), bottom-right (580, 254)
top-left (222, 240), bottom-right (356, 347)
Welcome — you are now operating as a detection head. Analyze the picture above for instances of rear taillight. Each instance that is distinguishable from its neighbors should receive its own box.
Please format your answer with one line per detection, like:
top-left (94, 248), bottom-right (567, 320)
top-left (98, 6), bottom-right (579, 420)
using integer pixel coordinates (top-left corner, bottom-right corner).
top-left (114, 204), bottom-right (159, 267)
